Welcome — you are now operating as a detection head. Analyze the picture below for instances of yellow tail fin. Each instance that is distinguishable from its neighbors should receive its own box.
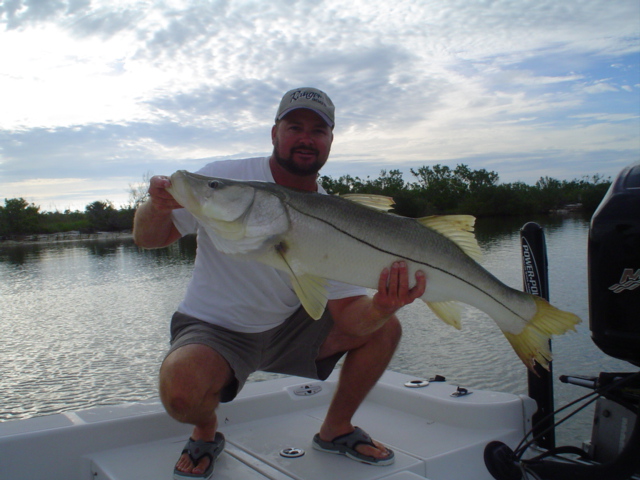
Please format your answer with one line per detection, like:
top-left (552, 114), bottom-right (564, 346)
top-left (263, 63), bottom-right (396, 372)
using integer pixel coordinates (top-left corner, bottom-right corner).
top-left (503, 296), bottom-right (581, 372)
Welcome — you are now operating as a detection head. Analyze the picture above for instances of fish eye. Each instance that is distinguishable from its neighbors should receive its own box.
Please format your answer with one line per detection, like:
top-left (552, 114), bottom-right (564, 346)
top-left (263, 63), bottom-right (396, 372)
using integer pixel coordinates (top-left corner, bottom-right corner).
top-left (209, 181), bottom-right (219, 189)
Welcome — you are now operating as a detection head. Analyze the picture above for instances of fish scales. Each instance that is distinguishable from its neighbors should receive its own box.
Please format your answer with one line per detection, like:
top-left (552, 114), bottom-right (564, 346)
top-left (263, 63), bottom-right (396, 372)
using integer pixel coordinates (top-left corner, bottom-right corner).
top-left (273, 186), bottom-right (531, 319)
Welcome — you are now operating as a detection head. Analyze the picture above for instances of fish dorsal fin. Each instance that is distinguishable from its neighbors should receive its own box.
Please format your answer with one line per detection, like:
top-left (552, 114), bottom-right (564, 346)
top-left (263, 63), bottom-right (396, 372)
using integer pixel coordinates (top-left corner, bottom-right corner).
top-left (340, 194), bottom-right (396, 212)
top-left (426, 301), bottom-right (462, 330)
top-left (418, 215), bottom-right (482, 262)
top-left (290, 273), bottom-right (329, 320)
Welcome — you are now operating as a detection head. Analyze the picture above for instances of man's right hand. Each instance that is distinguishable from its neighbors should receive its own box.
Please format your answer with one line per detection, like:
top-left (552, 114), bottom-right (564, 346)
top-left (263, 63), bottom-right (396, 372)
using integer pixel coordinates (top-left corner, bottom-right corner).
top-left (148, 175), bottom-right (183, 211)
top-left (133, 175), bottom-right (183, 248)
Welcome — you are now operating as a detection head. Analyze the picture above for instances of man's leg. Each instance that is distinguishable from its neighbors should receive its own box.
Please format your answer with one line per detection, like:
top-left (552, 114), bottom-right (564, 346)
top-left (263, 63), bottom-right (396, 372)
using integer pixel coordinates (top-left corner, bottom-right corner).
top-left (315, 315), bottom-right (402, 461)
top-left (160, 343), bottom-right (234, 475)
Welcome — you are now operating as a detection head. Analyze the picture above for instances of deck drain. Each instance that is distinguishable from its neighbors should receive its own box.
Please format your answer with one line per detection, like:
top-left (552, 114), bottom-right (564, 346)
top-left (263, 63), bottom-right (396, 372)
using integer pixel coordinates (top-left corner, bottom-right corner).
top-left (280, 447), bottom-right (305, 458)
top-left (293, 384), bottom-right (322, 396)
top-left (404, 379), bottom-right (429, 388)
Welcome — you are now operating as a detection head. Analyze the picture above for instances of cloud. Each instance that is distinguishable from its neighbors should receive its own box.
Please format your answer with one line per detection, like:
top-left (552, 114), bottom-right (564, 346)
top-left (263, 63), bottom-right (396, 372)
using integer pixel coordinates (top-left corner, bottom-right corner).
top-left (0, 0), bottom-right (638, 210)
top-left (2, 175), bottom-right (135, 212)
top-left (0, 0), bottom-right (70, 29)
top-left (583, 81), bottom-right (620, 94)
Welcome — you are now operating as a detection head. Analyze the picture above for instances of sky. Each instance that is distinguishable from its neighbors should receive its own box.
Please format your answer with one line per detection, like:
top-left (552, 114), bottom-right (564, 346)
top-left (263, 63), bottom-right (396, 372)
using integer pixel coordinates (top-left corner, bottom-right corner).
top-left (1, 0), bottom-right (639, 212)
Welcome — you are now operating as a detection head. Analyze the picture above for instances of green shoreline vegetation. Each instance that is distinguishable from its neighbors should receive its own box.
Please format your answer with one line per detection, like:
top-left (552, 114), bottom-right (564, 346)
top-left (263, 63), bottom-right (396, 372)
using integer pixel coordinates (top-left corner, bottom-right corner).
top-left (1, 164), bottom-right (610, 239)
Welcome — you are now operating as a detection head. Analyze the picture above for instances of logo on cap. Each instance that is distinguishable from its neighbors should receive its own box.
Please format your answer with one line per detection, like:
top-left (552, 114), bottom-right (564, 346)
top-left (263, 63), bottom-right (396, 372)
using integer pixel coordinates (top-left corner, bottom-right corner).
top-left (276, 88), bottom-right (335, 127)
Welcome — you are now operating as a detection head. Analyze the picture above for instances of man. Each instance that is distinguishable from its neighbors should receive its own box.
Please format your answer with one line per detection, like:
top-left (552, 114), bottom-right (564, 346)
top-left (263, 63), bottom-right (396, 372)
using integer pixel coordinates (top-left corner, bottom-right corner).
top-left (133, 87), bottom-right (426, 479)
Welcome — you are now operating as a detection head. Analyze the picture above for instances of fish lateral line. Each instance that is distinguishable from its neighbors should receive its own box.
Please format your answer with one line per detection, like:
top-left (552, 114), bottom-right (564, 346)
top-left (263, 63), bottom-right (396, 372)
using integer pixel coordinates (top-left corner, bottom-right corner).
top-left (284, 199), bottom-right (527, 321)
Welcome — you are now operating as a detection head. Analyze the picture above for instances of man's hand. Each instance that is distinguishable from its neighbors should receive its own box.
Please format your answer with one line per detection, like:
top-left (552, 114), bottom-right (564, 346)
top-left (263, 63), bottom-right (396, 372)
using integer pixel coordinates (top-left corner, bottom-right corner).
top-left (328, 261), bottom-right (426, 337)
top-left (148, 175), bottom-right (183, 211)
top-left (133, 175), bottom-right (183, 248)
top-left (372, 261), bottom-right (426, 317)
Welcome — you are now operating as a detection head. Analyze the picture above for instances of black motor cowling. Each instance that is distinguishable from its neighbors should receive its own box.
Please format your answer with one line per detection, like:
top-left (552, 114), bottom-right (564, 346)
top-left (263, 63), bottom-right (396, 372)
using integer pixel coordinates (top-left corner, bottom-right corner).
top-left (589, 162), bottom-right (640, 367)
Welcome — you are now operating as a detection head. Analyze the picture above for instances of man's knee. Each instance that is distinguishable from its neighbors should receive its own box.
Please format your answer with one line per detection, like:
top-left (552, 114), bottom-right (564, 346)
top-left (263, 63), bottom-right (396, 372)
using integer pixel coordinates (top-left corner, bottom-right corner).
top-left (321, 314), bottom-right (402, 360)
top-left (159, 344), bottom-right (231, 416)
top-left (376, 315), bottom-right (402, 350)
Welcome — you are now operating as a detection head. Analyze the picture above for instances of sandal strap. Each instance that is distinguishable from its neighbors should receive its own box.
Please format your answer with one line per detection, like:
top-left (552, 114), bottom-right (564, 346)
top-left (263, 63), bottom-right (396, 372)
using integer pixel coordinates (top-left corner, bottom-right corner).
top-left (331, 426), bottom-right (376, 450)
top-left (182, 434), bottom-right (225, 465)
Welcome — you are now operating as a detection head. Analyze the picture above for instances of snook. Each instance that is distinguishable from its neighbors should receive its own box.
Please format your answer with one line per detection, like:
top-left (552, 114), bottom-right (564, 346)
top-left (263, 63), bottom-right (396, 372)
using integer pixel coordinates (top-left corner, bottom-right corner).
top-left (168, 170), bottom-right (580, 371)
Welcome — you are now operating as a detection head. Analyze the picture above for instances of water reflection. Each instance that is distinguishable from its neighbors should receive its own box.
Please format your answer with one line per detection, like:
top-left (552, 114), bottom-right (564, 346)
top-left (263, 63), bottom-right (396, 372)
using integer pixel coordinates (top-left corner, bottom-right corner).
top-left (0, 243), bottom-right (42, 265)
top-left (474, 213), bottom-right (587, 246)
top-left (0, 234), bottom-right (197, 264)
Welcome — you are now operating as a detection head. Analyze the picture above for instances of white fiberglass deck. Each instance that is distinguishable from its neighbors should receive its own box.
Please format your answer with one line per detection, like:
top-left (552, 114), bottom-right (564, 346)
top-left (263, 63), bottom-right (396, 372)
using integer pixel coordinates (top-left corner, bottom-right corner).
top-left (0, 370), bottom-right (535, 480)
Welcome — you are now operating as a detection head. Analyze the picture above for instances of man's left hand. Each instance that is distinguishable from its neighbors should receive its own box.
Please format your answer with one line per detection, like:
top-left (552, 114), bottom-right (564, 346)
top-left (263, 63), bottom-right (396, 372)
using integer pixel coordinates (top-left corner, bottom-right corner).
top-left (372, 261), bottom-right (426, 317)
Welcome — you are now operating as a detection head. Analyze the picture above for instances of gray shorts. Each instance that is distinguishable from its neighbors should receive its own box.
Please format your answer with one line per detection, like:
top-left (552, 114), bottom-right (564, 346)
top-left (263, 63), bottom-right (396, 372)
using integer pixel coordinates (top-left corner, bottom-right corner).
top-left (167, 307), bottom-right (345, 402)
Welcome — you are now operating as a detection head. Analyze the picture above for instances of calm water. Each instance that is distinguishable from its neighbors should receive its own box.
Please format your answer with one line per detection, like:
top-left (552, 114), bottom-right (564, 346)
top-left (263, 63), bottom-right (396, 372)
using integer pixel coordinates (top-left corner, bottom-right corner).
top-left (0, 217), bottom-right (633, 448)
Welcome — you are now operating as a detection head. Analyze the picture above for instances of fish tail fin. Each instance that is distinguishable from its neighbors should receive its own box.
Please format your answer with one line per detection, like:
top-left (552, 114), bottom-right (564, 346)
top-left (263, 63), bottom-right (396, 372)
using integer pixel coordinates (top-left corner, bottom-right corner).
top-left (503, 296), bottom-right (580, 372)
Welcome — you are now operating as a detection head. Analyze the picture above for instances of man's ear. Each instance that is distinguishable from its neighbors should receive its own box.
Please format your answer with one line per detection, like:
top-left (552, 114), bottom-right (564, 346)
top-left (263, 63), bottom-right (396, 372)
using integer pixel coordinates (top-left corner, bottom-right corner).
top-left (271, 124), bottom-right (277, 145)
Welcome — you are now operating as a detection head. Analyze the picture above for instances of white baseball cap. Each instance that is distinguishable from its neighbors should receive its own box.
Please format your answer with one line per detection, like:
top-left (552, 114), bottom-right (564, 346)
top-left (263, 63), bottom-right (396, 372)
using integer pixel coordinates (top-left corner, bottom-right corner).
top-left (275, 87), bottom-right (335, 127)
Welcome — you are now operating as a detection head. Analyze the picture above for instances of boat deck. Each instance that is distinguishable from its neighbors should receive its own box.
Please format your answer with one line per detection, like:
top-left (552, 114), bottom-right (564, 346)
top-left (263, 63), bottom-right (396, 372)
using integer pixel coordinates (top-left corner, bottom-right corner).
top-left (0, 370), bottom-right (536, 480)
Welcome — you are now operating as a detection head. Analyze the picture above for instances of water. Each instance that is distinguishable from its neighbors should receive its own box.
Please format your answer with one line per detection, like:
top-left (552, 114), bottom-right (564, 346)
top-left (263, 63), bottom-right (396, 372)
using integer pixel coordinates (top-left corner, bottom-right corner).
top-left (0, 238), bottom-right (194, 418)
top-left (0, 218), bottom-right (633, 449)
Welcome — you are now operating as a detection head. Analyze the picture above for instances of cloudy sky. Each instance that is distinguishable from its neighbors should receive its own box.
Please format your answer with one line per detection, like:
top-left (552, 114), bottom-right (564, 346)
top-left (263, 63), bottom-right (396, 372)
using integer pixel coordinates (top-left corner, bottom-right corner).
top-left (1, 0), bottom-right (639, 211)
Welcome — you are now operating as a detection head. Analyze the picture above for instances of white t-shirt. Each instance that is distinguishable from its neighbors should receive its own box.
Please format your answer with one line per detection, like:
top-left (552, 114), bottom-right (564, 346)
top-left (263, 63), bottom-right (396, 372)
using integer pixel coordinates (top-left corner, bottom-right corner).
top-left (171, 156), bottom-right (367, 333)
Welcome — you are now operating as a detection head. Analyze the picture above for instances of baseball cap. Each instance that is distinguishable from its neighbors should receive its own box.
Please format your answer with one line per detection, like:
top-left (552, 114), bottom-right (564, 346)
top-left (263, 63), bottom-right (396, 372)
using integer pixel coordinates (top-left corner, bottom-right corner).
top-left (275, 87), bottom-right (335, 127)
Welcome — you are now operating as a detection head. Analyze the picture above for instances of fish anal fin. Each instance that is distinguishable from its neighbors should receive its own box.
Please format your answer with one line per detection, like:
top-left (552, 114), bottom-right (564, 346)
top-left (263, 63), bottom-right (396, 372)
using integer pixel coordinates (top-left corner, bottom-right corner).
top-left (503, 296), bottom-right (581, 372)
top-left (417, 215), bottom-right (482, 262)
top-left (340, 194), bottom-right (396, 212)
top-left (427, 301), bottom-right (462, 330)
top-left (291, 274), bottom-right (329, 320)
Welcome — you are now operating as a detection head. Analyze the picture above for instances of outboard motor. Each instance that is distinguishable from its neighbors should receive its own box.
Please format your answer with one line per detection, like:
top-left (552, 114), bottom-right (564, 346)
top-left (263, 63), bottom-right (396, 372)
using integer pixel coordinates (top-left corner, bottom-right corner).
top-left (589, 162), bottom-right (640, 366)
top-left (485, 163), bottom-right (640, 480)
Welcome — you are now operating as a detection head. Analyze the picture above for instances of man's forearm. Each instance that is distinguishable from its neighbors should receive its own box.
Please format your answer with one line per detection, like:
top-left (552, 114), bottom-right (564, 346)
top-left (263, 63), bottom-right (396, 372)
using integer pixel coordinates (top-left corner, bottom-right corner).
top-left (133, 200), bottom-right (181, 249)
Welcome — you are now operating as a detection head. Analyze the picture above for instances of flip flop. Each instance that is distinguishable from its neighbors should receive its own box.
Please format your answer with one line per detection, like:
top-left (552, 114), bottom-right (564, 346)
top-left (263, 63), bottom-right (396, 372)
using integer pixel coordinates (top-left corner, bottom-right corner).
top-left (173, 432), bottom-right (225, 480)
top-left (312, 426), bottom-right (395, 466)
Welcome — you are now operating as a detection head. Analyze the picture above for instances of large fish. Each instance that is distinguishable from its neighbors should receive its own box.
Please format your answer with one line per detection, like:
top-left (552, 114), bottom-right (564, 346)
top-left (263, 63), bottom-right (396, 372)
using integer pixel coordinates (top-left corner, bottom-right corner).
top-left (168, 170), bottom-right (580, 371)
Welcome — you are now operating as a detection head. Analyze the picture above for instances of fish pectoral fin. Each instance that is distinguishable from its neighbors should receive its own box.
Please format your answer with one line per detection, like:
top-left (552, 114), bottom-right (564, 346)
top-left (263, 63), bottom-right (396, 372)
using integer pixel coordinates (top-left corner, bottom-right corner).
top-left (290, 273), bottom-right (329, 320)
top-left (417, 215), bottom-right (482, 262)
top-left (502, 296), bottom-right (581, 372)
top-left (339, 193), bottom-right (396, 212)
top-left (426, 301), bottom-right (462, 329)
top-left (202, 226), bottom-right (266, 255)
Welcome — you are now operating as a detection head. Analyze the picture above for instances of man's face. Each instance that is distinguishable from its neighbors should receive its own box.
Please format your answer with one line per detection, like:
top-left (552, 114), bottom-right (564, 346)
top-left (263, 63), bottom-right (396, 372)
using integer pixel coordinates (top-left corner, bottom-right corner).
top-left (271, 108), bottom-right (334, 177)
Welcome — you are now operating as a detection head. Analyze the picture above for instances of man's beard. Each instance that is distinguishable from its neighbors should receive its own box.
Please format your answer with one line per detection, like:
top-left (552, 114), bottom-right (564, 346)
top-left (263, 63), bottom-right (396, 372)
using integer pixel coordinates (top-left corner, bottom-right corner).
top-left (273, 142), bottom-right (326, 177)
